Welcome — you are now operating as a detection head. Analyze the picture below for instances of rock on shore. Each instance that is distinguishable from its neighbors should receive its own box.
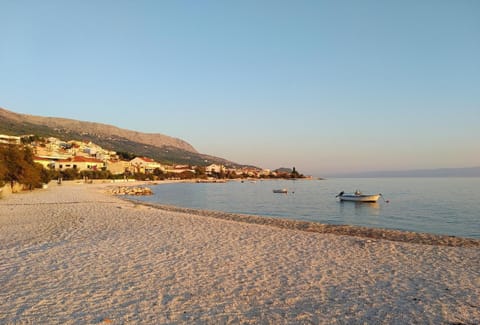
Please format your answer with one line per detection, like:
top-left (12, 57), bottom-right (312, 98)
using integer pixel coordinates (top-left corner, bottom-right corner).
top-left (109, 186), bottom-right (153, 196)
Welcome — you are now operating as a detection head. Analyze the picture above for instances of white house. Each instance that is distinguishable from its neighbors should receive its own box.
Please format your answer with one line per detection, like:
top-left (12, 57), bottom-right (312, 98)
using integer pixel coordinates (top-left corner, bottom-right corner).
top-left (105, 160), bottom-right (130, 175)
top-left (129, 157), bottom-right (164, 174)
top-left (0, 134), bottom-right (21, 145)
top-left (205, 164), bottom-right (225, 175)
top-left (55, 156), bottom-right (104, 171)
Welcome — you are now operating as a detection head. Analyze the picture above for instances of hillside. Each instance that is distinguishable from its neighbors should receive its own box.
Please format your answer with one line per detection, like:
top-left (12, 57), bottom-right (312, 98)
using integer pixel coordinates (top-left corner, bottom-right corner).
top-left (0, 107), bottom-right (241, 167)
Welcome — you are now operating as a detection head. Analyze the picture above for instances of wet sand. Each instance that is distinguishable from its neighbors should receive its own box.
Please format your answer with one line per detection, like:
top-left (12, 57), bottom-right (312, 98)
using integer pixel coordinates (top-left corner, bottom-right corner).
top-left (0, 181), bottom-right (479, 324)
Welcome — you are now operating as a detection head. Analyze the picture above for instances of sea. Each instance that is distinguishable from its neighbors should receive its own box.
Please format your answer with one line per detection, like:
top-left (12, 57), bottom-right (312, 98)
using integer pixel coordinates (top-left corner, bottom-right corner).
top-left (130, 178), bottom-right (480, 239)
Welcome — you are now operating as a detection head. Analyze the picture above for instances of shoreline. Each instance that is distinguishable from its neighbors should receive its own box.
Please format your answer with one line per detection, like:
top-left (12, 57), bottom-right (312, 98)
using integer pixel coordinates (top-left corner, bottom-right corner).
top-left (1, 181), bottom-right (479, 323)
top-left (120, 198), bottom-right (480, 248)
top-left (106, 181), bottom-right (480, 247)
top-left (6, 179), bottom-right (480, 246)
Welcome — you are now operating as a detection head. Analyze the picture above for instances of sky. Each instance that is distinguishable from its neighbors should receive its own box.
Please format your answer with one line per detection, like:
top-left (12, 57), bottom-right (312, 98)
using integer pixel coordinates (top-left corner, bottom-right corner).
top-left (1, 0), bottom-right (479, 176)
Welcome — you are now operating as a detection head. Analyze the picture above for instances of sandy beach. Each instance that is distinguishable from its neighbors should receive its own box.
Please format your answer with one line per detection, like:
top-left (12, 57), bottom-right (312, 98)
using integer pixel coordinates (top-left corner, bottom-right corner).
top-left (0, 181), bottom-right (479, 324)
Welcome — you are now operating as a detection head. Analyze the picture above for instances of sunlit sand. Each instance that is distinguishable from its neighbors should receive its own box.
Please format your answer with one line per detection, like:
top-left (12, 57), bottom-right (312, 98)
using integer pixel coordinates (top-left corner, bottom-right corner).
top-left (1, 181), bottom-right (478, 324)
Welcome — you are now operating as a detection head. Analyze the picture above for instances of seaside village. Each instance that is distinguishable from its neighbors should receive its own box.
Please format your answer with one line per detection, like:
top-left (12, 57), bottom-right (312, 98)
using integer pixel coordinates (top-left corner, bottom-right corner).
top-left (0, 134), bottom-right (299, 185)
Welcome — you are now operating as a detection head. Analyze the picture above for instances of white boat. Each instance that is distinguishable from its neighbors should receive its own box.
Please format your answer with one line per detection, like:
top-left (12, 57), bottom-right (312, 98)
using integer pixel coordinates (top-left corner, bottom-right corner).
top-left (273, 188), bottom-right (288, 194)
top-left (336, 190), bottom-right (382, 202)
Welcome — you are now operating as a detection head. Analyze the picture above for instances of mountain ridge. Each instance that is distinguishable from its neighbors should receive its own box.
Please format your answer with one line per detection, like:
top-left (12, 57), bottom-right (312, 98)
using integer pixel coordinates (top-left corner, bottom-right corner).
top-left (0, 107), bottom-right (242, 167)
top-left (0, 107), bottom-right (196, 152)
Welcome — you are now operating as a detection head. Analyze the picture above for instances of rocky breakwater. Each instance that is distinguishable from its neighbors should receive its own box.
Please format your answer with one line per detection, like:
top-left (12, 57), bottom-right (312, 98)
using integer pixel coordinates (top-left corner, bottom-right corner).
top-left (109, 186), bottom-right (153, 196)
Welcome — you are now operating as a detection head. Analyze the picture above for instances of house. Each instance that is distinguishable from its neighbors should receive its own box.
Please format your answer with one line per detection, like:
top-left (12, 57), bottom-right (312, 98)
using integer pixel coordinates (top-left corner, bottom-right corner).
top-left (259, 169), bottom-right (273, 177)
top-left (205, 164), bottom-right (224, 175)
top-left (165, 165), bottom-right (195, 174)
top-left (55, 156), bottom-right (104, 172)
top-left (129, 157), bottom-right (164, 174)
top-left (225, 168), bottom-right (242, 177)
top-left (105, 160), bottom-right (130, 175)
top-left (0, 134), bottom-right (21, 145)
top-left (240, 167), bottom-right (261, 177)
top-left (33, 156), bottom-right (56, 169)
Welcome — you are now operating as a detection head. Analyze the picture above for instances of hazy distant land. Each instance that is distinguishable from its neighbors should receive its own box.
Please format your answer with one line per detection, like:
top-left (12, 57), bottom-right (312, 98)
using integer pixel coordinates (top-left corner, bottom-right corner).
top-left (329, 166), bottom-right (480, 178)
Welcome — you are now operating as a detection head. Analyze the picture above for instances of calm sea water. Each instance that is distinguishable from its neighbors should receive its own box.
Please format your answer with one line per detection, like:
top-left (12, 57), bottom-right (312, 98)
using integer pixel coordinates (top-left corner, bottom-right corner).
top-left (131, 178), bottom-right (480, 239)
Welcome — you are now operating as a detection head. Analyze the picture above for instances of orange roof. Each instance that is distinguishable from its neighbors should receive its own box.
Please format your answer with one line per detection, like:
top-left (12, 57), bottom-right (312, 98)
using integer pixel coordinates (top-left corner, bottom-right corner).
top-left (139, 157), bottom-right (155, 162)
top-left (58, 156), bottom-right (103, 163)
top-left (34, 156), bottom-right (53, 161)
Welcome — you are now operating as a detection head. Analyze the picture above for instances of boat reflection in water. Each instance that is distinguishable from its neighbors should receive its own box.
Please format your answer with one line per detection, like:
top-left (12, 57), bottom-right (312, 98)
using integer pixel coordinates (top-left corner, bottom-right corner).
top-left (338, 200), bottom-right (381, 218)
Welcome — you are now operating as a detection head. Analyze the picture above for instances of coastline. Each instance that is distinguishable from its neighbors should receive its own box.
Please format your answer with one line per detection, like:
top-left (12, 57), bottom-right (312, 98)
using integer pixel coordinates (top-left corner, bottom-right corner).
top-left (120, 198), bottom-right (480, 248)
top-left (1, 181), bottom-right (479, 323)
top-left (114, 180), bottom-right (480, 247)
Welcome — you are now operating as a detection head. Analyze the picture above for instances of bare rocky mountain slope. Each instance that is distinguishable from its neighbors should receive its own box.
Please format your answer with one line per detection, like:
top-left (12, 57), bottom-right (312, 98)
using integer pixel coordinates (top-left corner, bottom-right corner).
top-left (0, 107), bottom-right (241, 167)
top-left (0, 107), bottom-right (196, 152)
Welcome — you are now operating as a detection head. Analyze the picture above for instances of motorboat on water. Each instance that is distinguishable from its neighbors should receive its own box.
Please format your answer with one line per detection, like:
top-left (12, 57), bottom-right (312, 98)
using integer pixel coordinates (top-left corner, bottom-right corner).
top-left (273, 188), bottom-right (288, 194)
top-left (336, 190), bottom-right (382, 203)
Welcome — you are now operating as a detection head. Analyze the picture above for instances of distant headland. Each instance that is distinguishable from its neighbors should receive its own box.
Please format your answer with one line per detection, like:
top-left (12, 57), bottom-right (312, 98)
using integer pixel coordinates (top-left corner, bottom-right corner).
top-left (328, 166), bottom-right (480, 178)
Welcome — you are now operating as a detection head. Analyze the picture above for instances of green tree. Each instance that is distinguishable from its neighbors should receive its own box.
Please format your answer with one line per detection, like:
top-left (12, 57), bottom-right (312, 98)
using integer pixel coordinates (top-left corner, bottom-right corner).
top-left (0, 144), bottom-right (49, 189)
top-left (80, 169), bottom-right (112, 180)
top-left (194, 166), bottom-right (206, 179)
top-left (178, 170), bottom-right (195, 179)
top-left (0, 144), bottom-right (26, 187)
top-left (40, 167), bottom-right (57, 184)
top-left (60, 168), bottom-right (79, 180)
top-left (290, 166), bottom-right (301, 178)
top-left (22, 163), bottom-right (42, 190)
top-left (117, 151), bottom-right (136, 160)
top-left (0, 155), bottom-right (7, 187)
top-left (150, 168), bottom-right (165, 181)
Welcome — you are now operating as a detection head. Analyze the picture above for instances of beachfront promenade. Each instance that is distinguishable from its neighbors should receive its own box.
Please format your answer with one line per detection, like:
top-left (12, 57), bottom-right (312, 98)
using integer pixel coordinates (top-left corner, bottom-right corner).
top-left (0, 181), bottom-right (479, 324)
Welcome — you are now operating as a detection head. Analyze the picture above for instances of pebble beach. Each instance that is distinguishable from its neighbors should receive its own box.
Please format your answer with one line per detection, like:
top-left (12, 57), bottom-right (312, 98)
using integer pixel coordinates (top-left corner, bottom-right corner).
top-left (0, 181), bottom-right (479, 324)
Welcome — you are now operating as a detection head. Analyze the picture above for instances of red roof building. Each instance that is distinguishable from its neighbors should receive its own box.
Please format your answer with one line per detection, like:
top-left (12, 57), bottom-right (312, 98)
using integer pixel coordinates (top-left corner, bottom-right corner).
top-left (55, 156), bottom-right (104, 171)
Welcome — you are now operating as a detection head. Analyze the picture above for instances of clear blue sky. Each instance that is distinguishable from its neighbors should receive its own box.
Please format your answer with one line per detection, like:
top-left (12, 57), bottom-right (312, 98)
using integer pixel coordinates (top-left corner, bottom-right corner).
top-left (1, 1), bottom-right (479, 175)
